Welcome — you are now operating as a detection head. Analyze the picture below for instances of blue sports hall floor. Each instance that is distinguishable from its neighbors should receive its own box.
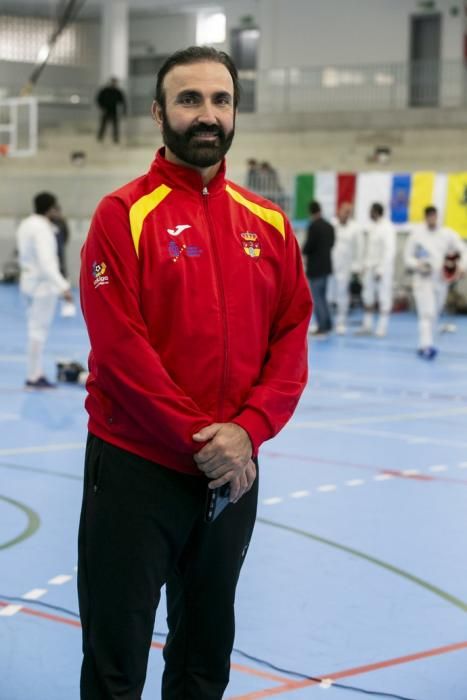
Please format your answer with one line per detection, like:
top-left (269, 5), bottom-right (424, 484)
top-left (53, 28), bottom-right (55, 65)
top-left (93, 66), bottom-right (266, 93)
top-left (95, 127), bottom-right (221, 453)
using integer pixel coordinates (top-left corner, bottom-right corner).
top-left (1, 282), bottom-right (467, 700)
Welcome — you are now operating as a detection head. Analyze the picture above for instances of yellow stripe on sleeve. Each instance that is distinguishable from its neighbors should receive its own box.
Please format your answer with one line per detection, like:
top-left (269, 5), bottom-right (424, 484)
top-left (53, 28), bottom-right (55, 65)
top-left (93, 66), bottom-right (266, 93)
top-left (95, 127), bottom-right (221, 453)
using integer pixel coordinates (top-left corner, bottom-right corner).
top-left (129, 184), bottom-right (172, 255)
top-left (226, 184), bottom-right (285, 239)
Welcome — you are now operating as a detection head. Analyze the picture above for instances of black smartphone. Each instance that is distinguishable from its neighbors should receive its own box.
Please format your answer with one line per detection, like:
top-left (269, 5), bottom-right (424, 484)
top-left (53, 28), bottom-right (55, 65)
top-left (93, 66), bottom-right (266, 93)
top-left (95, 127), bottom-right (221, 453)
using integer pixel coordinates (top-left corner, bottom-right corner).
top-left (204, 483), bottom-right (231, 523)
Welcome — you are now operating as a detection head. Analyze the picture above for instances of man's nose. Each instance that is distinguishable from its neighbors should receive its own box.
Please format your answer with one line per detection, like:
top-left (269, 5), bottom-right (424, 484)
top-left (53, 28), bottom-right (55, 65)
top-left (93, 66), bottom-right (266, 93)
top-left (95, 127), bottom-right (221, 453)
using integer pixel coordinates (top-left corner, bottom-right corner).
top-left (196, 101), bottom-right (218, 124)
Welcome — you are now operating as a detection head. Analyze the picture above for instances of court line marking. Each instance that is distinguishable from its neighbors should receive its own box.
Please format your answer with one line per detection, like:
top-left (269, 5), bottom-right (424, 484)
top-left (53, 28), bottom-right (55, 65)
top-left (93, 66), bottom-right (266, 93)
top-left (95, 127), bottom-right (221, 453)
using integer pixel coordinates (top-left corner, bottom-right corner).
top-left (0, 495), bottom-right (40, 550)
top-left (22, 589), bottom-right (47, 600)
top-left (227, 639), bottom-right (467, 699)
top-left (290, 406), bottom-right (467, 429)
top-left (48, 575), bottom-right (73, 585)
top-left (0, 442), bottom-right (85, 456)
top-left (0, 601), bottom-right (291, 686)
top-left (258, 518), bottom-right (467, 613)
top-left (287, 423), bottom-right (467, 448)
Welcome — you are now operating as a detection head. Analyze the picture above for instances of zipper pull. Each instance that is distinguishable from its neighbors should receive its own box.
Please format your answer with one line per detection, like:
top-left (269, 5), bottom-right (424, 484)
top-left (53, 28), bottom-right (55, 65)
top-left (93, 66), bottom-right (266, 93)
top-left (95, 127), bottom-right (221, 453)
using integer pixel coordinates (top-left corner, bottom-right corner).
top-left (202, 186), bottom-right (209, 195)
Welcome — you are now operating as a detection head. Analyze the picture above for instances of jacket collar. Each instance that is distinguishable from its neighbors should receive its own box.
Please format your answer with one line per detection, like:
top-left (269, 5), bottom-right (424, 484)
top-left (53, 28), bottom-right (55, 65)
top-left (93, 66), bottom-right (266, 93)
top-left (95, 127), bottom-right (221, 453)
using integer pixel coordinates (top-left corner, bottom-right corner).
top-left (150, 147), bottom-right (226, 195)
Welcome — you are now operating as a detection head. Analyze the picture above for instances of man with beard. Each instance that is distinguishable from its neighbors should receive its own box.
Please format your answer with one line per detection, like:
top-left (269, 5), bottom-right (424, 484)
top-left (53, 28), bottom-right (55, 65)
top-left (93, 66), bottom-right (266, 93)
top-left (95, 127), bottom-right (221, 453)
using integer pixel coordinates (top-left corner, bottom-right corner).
top-left (78, 46), bottom-right (312, 700)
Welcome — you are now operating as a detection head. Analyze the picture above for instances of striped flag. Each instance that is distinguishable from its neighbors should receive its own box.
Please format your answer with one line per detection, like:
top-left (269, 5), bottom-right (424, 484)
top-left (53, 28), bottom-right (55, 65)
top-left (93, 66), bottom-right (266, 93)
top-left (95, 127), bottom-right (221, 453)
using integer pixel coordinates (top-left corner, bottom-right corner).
top-left (445, 172), bottom-right (467, 239)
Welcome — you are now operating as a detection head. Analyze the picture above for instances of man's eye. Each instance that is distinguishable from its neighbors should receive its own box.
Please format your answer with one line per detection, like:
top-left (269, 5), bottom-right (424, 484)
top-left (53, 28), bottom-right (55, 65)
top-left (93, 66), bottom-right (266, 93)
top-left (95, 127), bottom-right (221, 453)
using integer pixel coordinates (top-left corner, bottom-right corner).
top-left (179, 95), bottom-right (198, 105)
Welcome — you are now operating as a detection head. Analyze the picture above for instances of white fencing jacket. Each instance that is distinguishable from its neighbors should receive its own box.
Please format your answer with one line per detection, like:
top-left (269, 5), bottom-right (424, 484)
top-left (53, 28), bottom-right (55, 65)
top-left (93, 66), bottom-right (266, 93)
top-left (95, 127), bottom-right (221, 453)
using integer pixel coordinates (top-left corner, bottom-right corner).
top-left (16, 214), bottom-right (70, 297)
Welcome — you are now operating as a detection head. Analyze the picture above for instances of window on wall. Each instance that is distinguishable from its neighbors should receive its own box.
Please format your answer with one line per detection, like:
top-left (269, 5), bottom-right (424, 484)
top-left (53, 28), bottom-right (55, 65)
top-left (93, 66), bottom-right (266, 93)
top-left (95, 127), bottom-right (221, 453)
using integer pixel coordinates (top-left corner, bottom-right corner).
top-left (196, 12), bottom-right (226, 45)
top-left (0, 15), bottom-right (96, 66)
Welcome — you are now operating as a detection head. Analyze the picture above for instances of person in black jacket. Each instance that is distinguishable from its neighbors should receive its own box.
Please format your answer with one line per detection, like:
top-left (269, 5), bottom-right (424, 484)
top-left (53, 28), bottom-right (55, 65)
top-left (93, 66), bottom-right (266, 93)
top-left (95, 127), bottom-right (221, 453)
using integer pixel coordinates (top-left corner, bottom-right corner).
top-left (302, 200), bottom-right (335, 336)
top-left (96, 77), bottom-right (127, 144)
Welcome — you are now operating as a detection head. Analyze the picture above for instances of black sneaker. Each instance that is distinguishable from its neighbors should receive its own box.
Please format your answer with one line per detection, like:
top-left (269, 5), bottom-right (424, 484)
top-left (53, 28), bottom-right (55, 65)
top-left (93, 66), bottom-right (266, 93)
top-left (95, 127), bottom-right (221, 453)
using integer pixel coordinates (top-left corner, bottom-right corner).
top-left (25, 376), bottom-right (56, 389)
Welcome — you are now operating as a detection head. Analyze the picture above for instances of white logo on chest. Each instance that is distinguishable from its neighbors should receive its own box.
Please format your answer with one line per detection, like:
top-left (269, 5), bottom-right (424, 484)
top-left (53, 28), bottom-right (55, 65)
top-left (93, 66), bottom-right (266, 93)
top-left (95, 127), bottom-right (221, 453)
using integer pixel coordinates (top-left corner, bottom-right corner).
top-left (167, 224), bottom-right (191, 237)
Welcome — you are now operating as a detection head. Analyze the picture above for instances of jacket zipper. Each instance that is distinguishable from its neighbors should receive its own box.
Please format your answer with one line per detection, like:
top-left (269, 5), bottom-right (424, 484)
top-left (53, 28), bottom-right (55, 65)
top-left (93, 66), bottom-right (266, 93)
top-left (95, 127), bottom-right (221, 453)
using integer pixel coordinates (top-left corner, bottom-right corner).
top-left (202, 185), bottom-right (229, 421)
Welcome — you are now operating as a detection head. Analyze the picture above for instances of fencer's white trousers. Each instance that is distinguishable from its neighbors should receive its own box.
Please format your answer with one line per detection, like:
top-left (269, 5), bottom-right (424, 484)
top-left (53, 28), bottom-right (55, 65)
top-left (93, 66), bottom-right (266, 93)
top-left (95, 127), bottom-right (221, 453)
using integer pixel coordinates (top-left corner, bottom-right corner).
top-left (362, 270), bottom-right (393, 314)
top-left (328, 271), bottom-right (351, 325)
top-left (25, 292), bottom-right (58, 379)
top-left (412, 277), bottom-right (448, 349)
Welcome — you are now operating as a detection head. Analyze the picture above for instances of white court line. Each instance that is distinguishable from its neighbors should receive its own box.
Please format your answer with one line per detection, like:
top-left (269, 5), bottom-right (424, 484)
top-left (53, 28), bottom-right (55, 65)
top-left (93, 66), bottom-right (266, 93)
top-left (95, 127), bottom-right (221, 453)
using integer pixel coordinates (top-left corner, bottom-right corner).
top-left (320, 679), bottom-right (334, 689)
top-left (0, 442), bottom-right (86, 456)
top-left (317, 484), bottom-right (337, 492)
top-left (0, 414), bottom-right (20, 421)
top-left (429, 465), bottom-right (448, 473)
top-left (374, 474), bottom-right (393, 481)
top-left (402, 469), bottom-right (420, 476)
top-left (263, 497), bottom-right (283, 505)
top-left (287, 423), bottom-right (467, 449)
top-left (290, 407), bottom-right (467, 430)
top-left (458, 462), bottom-right (467, 469)
top-left (290, 490), bottom-right (310, 499)
top-left (345, 479), bottom-right (365, 487)
top-left (0, 605), bottom-right (23, 616)
top-left (48, 575), bottom-right (73, 585)
top-left (22, 589), bottom-right (47, 600)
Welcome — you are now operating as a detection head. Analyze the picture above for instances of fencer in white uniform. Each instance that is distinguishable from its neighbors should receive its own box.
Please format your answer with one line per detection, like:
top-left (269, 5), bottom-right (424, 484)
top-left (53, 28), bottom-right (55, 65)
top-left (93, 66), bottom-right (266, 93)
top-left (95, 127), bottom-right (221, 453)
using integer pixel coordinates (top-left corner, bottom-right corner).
top-left (328, 202), bottom-right (360, 334)
top-left (404, 205), bottom-right (466, 359)
top-left (357, 202), bottom-right (396, 337)
top-left (16, 192), bottom-right (72, 387)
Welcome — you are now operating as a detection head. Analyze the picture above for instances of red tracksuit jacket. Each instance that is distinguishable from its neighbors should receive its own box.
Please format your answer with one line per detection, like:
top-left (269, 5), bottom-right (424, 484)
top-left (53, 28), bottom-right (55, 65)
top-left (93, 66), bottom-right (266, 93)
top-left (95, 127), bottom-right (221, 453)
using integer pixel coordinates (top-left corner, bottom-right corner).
top-left (80, 148), bottom-right (312, 475)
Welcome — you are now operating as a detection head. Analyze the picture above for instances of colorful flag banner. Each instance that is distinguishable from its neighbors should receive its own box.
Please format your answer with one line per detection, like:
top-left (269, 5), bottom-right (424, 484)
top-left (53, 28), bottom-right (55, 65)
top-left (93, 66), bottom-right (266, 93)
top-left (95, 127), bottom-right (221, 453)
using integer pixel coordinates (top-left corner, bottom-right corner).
top-left (354, 172), bottom-right (392, 228)
top-left (337, 173), bottom-right (357, 210)
top-left (294, 173), bottom-right (314, 220)
top-left (390, 173), bottom-right (411, 223)
top-left (315, 171), bottom-right (337, 221)
top-left (408, 172), bottom-right (435, 222)
top-left (445, 172), bottom-right (467, 239)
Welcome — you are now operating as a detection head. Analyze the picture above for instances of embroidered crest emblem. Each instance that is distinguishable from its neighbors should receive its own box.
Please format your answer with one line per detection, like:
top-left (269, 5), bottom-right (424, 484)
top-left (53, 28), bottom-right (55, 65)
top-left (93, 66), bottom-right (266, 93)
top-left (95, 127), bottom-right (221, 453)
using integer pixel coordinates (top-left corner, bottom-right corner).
top-left (92, 261), bottom-right (109, 288)
top-left (168, 241), bottom-right (203, 262)
top-left (241, 232), bottom-right (260, 259)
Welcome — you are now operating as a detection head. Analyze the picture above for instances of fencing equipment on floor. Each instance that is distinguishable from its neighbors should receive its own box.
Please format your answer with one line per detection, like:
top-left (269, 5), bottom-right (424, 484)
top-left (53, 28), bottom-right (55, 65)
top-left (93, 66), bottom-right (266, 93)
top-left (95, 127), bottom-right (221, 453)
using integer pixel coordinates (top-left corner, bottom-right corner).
top-left (358, 218), bottom-right (396, 336)
top-left (328, 218), bottom-right (360, 332)
top-left (16, 214), bottom-right (70, 380)
top-left (404, 224), bottom-right (467, 351)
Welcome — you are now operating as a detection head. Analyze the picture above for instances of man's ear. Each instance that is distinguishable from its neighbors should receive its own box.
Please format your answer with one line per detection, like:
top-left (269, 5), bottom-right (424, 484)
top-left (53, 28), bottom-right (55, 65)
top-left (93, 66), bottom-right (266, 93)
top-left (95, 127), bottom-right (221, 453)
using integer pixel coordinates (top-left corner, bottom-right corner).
top-left (151, 100), bottom-right (163, 127)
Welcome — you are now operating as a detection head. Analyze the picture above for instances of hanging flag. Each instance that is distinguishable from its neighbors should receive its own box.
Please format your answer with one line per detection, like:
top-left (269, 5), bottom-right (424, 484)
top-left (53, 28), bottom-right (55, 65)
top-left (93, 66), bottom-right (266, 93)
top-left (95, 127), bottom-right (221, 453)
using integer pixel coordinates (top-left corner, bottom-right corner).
top-left (337, 173), bottom-right (357, 210)
top-left (433, 173), bottom-right (448, 222)
top-left (445, 172), bottom-right (467, 239)
top-left (294, 173), bottom-right (314, 220)
top-left (354, 172), bottom-right (392, 228)
top-left (314, 171), bottom-right (337, 220)
top-left (408, 172), bottom-right (435, 222)
top-left (390, 173), bottom-right (411, 223)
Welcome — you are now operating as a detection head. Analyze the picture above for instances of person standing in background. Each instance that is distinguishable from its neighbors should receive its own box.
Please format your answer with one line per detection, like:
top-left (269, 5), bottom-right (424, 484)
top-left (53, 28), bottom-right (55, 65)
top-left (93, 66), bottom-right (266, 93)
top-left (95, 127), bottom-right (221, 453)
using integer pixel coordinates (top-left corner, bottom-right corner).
top-left (96, 77), bottom-right (127, 144)
top-left (16, 192), bottom-right (73, 388)
top-left (328, 201), bottom-right (360, 334)
top-left (302, 200), bottom-right (335, 337)
top-left (404, 205), bottom-right (466, 359)
top-left (356, 202), bottom-right (396, 338)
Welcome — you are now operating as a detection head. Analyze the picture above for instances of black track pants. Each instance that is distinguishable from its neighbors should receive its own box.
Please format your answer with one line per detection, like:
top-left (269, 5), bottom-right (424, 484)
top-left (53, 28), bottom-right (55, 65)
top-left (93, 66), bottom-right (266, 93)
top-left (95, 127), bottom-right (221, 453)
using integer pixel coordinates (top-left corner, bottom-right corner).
top-left (78, 434), bottom-right (258, 700)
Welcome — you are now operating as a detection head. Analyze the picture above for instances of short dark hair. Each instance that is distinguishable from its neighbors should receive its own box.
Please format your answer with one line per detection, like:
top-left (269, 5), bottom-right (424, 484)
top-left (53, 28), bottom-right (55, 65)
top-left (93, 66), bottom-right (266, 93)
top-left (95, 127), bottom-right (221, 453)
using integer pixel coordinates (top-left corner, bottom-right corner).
top-left (154, 46), bottom-right (240, 109)
top-left (424, 205), bottom-right (437, 217)
top-left (371, 202), bottom-right (384, 217)
top-left (34, 192), bottom-right (57, 215)
top-left (309, 200), bottom-right (321, 215)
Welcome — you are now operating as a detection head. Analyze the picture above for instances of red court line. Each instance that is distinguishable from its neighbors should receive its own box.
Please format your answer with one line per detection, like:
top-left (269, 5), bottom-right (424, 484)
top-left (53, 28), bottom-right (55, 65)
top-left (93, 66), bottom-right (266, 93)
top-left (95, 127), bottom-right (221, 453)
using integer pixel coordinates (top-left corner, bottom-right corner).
top-left (227, 640), bottom-right (467, 699)
top-left (263, 451), bottom-right (467, 485)
top-left (0, 601), bottom-right (288, 685)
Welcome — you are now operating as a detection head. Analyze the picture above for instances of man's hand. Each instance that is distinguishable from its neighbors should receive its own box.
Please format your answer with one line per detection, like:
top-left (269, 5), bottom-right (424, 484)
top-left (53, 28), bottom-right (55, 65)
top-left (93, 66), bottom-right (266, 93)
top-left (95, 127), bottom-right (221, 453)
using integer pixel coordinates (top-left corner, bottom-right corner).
top-left (62, 289), bottom-right (73, 302)
top-left (193, 423), bottom-right (253, 496)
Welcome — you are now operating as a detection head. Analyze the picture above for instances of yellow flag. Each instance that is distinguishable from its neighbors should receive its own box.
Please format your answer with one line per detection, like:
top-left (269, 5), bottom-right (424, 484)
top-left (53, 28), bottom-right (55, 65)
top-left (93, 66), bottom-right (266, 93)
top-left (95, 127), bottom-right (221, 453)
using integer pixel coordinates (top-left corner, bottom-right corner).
top-left (409, 172), bottom-right (435, 222)
top-left (445, 172), bottom-right (467, 239)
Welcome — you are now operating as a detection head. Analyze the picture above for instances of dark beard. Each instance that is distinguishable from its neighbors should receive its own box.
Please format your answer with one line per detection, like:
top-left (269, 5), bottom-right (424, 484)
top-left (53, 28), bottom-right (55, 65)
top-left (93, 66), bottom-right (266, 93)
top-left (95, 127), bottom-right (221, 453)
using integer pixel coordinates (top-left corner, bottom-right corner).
top-left (161, 108), bottom-right (235, 168)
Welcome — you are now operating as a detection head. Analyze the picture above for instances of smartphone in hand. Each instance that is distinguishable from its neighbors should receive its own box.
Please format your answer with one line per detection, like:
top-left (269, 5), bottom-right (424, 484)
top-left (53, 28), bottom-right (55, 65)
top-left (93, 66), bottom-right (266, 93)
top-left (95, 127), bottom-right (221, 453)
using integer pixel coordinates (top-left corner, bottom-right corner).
top-left (204, 483), bottom-right (231, 523)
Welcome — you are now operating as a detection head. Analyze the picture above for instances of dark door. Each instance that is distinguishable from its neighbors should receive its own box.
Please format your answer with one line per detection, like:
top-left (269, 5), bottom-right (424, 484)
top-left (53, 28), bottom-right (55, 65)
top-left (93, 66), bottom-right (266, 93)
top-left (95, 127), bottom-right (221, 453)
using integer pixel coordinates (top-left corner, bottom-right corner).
top-left (409, 14), bottom-right (441, 107)
top-left (230, 27), bottom-right (259, 112)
